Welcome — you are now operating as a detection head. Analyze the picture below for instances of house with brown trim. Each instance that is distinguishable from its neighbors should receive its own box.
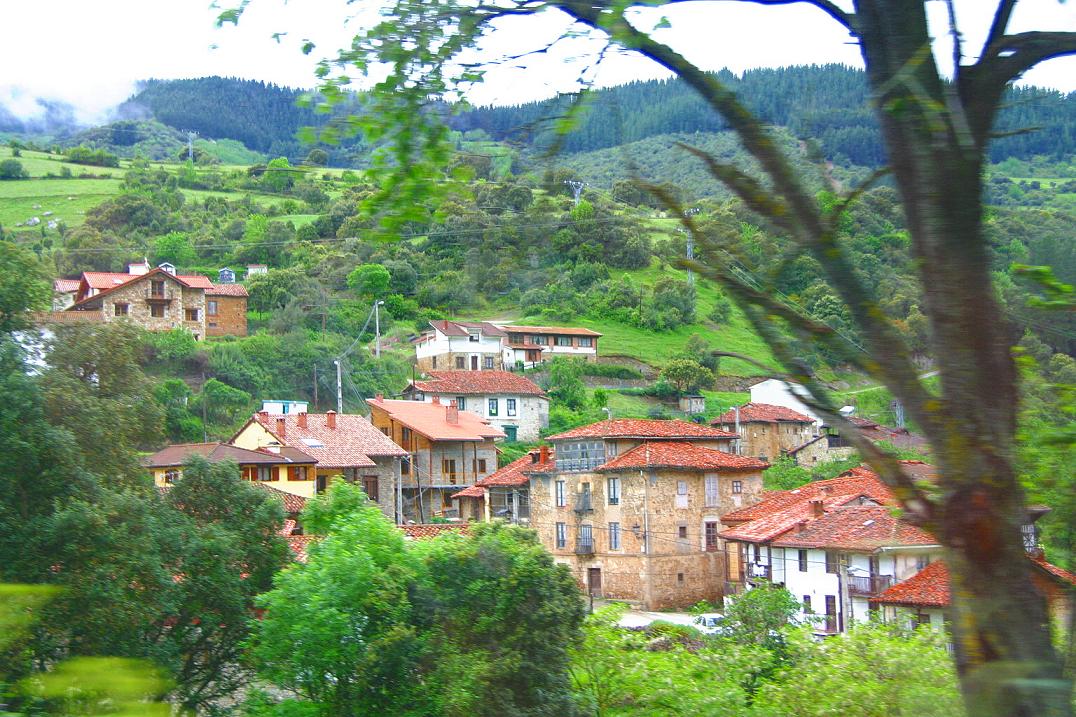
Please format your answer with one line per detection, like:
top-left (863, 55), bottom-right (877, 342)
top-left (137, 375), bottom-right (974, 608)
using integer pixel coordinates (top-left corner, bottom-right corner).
top-left (414, 320), bottom-right (507, 371)
top-left (402, 370), bottom-right (549, 442)
top-left (145, 441), bottom-right (318, 496)
top-left (231, 410), bottom-right (407, 521)
top-left (367, 396), bottom-right (505, 522)
top-left (500, 325), bottom-right (602, 368)
top-left (452, 446), bottom-right (550, 523)
top-left (527, 418), bottom-right (765, 609)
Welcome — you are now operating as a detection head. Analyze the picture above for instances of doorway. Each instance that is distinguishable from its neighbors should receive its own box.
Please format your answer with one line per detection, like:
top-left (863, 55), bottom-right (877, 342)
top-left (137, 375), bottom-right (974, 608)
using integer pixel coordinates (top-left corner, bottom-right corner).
top-left (587, 567), bottom-right (602, 597)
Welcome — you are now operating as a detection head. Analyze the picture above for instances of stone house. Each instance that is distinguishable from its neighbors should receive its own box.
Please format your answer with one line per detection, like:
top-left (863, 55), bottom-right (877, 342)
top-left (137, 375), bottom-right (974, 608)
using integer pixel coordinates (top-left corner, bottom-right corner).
top-left (231, 410), bottom-right (407, 522)
top-left (367, 396), bottom-right (504, 522)
top-left (712, 403), bottom-right (818, 464)
top-left (528, 419), bottom-right (766, 610)
top-left (402, 370), bottom-right (549, 442)
top-left (452, 447), bottom-right (547, 523)
top-left (499, 325), bottom-right (601, 368)
top-left (414, 320), bottom-right (507, 371)
top-left (205, 283), bottom-right (249, 337)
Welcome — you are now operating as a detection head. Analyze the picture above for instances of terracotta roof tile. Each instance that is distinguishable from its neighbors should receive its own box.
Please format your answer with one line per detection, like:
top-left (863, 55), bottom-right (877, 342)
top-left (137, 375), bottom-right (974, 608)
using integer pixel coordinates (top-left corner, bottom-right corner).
top-left (452, 485), bottom-right (487, 499)
top-left (713, 403), bottom-right (815, 425)
top-left (721, 466), bottom-right (894, 524)
top-left (206, 283), bottom-right (249, 297)
top-left (368, 398), bottom-right (505, 441)
top-left (1031, 555), bottom-right (1076, 586)
top-left (54, 278), bottom-right (80, 293)
top-left (286, 535), bottom-right (318, 562)
top-left (455, 450), bottom-right (552, 499)
top-left (412, 370), bottom-right (546, 396)
top-left (547, 418), bottom-right (738, 441)
top-left (429, 320), bottom-right (507, 337)
top-left (720, 492), bottom-right (874, 543)
top-left (144, 442), bottom-right (316, 468)
top-left (251, 483), bottom-right (308, 514)
top-left (400, 523), bottom-right (470, 539)
top-left (771, 505), bottom-right (938, 550)
top-left (870, 560), bottom-right (950, 607)
top-left (596, 441), bottom-right (768, 472)
top-left (279, 518), bottom-right (298, 536)
top-left (250, 412), bottom-right (406, 468)
top-left (500, 324), bottom-right (602, 337)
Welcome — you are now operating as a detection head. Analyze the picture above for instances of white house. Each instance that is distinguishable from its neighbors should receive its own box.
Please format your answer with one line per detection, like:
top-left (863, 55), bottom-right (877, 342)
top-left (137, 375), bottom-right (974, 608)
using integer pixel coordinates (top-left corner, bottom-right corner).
top-left (402, 370), bottom-right (549, 442)
top-left (414, 320), bottom-right (507, 372)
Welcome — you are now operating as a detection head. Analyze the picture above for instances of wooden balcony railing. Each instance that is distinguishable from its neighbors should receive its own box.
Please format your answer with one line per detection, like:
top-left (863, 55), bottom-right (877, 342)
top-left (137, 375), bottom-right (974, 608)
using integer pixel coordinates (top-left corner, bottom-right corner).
top-left (847, 574), bottom-right (894, 596)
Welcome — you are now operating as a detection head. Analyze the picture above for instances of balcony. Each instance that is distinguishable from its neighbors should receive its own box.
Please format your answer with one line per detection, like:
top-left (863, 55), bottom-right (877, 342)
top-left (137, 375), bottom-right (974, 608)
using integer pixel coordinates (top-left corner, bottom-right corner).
top-left (573, 492), bottom-right (593, 514)
top-left (847, 574), bottom-right (894, 596)
top-left (747, 563), bottom-right (771, 581)
top-left (574, 539), bottom-right (595, 555)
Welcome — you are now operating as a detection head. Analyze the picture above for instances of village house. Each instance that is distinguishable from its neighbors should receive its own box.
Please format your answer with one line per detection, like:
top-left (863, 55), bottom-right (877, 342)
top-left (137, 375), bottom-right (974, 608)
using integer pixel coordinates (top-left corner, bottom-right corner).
top-left (452, 447), bottom-right (547, 523)
top-left (367, 396), bottom-right (505, 522)
top-left (402, 370), bottom-right (549, 442)
top-left (231, 410), bottom-right (407, 521)
top-left (46, 261), bottom-right (248, 338)
top-left (712, 403), bottom-right (818, 464)
top-left (414, 320), bottom-right (507, 371)
top-left (527, 419), bottom-right (766, 609)
top-left (499, 325), bottom-right (602, 368)
top-left (145, 442), bottom-right (319, 497)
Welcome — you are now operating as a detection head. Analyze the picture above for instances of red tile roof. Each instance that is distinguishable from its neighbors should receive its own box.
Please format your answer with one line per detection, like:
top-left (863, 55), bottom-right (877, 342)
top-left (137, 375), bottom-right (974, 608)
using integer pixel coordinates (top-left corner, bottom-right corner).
top-left (501, 325), bottom-right (602, 337)
top-left (251, 483), bottom-right (308, 514)
top-left (72, 268), bottom-right (215, 308)
top-left (368, 398), bottom-right (506, 442)
top-left (721, 466), bottom-right (894, 525)
top-left (249, 412), bottom-right (406, 468)
top-left (720, 492), bottom-right (873, 543)
top-left (596, 441), bottom-right (768, 472)
top-left (1031, 555), bottom-right (1076, 586)
top-left (206, 283), bottom-right (249, 297)
top-left (411, 370), bottom-right (546, 396)
top-left (400, 523), bottom-right (470, 539)
top-left (279, 518), bottom-right (298, 536)
top-left (54, 278), bottom-right (80, 293)
top-left (771, 505), bottom-right (937, 551)
top-left (849, 417), bottom-right (930, 450)
top-left (871, 560), bottom-right (951, 607)
top-left (452, 485), bottom-right (486, 498)
top-left (428, 320), bottom-right (507, 337)
top-left (144, 442), bottom-right (316, 468)
top-left (286, 534), bottom-right (318, 562)
top-left (453, 450), bottom-right (550, 499)
top-left (712, 402), bottom-right (815, 425)
top-left (547, 418), bottom-right (738, 441)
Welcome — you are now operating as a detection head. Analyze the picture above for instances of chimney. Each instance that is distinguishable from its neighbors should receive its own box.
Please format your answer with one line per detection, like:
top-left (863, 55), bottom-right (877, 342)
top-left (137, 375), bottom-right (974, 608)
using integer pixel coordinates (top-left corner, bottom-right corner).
top-left (375, 393), bottom-right (384, 401)
top-left (539, 445), bottom-right (549, 464)
top-left (432, 396), bottom-right (441, 405)
top-left (276, 417), bottom-right (286, 438)
top-left (796, 519), bottom-right (809, 533)
top-left (446, 399), bottom-right (459, 424)
top-left (297, 412), bottom-right (307, 429)
top-left (809, 499), bottom-right (824, 518)
top-left (326, 410), bottom-right (337, 430)
top-left (531, 450), bottom-right (539, 464)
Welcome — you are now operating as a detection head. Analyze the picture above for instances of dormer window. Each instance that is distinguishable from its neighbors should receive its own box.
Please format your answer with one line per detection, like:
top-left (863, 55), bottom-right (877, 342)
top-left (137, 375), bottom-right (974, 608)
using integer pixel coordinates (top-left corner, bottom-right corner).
top-left (468, 330), bottom-right (481, 342)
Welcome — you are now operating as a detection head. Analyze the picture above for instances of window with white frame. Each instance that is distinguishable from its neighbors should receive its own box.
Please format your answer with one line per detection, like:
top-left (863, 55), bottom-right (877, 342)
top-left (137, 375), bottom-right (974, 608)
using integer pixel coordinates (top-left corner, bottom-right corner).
top-left (555, 440), bottom-right (606, 472)
top-left (506, 398), bottom-right (517, 416)
top-left (484, 356), bottom-right (494, 369)
top-left (704, 475), bottom-right (719, 507)
top-left (607, 476), bottom-right (620, 505)
top-left (609, 522), bottom-right (621, 550)
top-left (555, 336), bottom-right (572, 346)
top-left (732, 480), bottom-right (743, 494)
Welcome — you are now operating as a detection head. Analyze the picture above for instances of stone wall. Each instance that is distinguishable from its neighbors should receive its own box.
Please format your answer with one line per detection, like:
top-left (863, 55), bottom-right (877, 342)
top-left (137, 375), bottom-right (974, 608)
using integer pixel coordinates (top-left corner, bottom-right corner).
top-left (206, 295), bottom-right (248, 337)
top-left (95, 274), bottom-right (206, 337)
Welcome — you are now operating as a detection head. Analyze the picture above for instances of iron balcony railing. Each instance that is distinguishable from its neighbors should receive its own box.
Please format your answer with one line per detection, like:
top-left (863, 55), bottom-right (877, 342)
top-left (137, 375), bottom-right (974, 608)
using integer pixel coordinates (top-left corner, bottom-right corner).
top-left (575, 538), bottom-right (595, 555)
top-left (847, 574), bottom-right (894, 596)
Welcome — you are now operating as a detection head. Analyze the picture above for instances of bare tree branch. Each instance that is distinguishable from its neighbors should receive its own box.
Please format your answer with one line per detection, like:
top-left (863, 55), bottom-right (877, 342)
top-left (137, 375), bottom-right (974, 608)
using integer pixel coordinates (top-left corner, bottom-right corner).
top-left (981, 0), bottom-right (1017, 60)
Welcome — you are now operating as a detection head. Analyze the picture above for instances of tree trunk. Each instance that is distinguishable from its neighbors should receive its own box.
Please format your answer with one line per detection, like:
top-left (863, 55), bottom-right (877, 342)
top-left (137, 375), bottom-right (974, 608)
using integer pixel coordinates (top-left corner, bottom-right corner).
top-left (854, 3), bottom-right (1071, 714)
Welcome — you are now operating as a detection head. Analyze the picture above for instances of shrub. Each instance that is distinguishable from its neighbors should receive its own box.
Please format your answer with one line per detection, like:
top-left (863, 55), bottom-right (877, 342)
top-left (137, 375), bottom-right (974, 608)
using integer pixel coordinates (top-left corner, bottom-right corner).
top-left (0, 159), bottom-right (28, 179)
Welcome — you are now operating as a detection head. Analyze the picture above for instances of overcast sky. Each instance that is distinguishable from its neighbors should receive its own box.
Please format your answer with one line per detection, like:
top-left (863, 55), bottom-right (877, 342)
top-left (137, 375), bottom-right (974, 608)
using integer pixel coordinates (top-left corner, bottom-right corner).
top-left (2, 0), bottom-right (1074, 125)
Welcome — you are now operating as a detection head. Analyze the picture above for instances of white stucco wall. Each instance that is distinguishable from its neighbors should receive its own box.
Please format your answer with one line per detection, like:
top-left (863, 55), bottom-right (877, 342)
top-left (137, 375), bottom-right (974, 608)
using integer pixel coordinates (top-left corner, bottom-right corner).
top-left (749, 379), bottom-right (823, 425)
top-left (415, 391), bottom-right (549, 442)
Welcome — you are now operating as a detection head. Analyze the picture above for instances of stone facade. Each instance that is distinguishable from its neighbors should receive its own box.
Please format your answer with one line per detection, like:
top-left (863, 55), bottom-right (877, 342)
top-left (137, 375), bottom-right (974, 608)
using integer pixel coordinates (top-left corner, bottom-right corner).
top-left (529, 465), bottom-right (763, 609)
top-left (206, 294), bottom-right (248, 337)
top-left (715, 420), bottom-right (816, 463)
top-left (417, 349), bottom-right (505, 373)
top-left (95, 274), bottom-right (207, 337)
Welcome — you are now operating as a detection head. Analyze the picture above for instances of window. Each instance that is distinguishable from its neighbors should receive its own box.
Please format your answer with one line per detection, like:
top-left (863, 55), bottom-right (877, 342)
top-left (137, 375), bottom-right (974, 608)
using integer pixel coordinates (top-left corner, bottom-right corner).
top-left (577, 524), bottom-right (593, 552)
top-left (207, 300), bottom-right (218, 316)
top-left (150, 280), bottom-right (165, 297)
top-left (576, 482), bottom-right (593, 512)
top-left (380, 426), bottom-right (391, 437)
top-left (185, 308), bottom-right (199, 321)
top-left (555, 440), bottom-right (606, 472)
top-left (442, 459), bottom-right (457, 483)
top-left (916, 612), bottom-right (932, 627)
top-left (362, 475), bottom-right (379, 501)
top-left (677, 572), bottom-right (684, 584)
top-left (678, 525), bottom-right (688, 539)
top-left (401, 427), bottom-right (413, 444)
top-left (484, 356), bottom-right (494, 369)
top-left (455, 356), bottom-right (466, 369)
top-left (825, 551), bottom-right (839, 574)
top-left (555, 522), bottom-right (567, 549)
top-left (798, 549), bottom-right (808, 572)
top-left (455, 396), bottom-right (466, 411)
top-left (753, 543), bottom-right (761, 562)
top-left (677, 480), bottom-right (688, 495)
top-left (288, 466), bottom-right (309, 481)
top-left (472, 459), bottom-right (487, 474)
top-left (256, 466), bottom-right (272, 482)
top-left (163, 469), bottom-right (180, 484)
top-left (606, 476), bottom-right (620, 505)
top-left (468, 330), bottom-right (480, 342)
top-left (532, 335), bottom-right (547, 345)
top-left (432, 356), bottom-right (438, 369)
top-left (401, 456), bottom-right (411, 475)
top-left (578, 337), bottom-right (593, 348)
top-left (609, 522), bottom-right (621, 550)
top-left (916, 555), bottom-right (931, 572)
top-left (732, 480), bottom-right (743, 494)
top-left (150, 304), bottom-right (165, 318)
top-left (506, 398), bottom-right (517, 416)
top-left (555, 336), bottom-right (572, 346)
top-left (114, 303), bottom-right (129, 316)
top-left (488, 398), bottom-right (499, 416)
top-left (555, 480), bottom-right (566, 507)
top-left (705, 521), bottom-right (719, 551)
top-left (704, 475), bottom-right (719, 506)
top-left (803, 595), bottom-right (812, 613)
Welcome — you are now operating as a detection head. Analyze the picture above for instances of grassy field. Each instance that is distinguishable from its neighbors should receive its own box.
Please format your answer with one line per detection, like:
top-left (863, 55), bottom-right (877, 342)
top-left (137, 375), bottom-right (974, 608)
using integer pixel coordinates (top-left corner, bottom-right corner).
top-left (0, 146), bottom-right (127, 178)
top-left (0, 177), bottom-right (123, 230)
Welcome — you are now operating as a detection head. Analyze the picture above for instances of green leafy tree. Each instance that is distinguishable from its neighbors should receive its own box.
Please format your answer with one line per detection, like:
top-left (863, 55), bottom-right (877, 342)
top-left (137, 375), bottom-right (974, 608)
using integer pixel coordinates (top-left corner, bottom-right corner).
top-left (263, 156), bottom-right (296, 192)
top-left (347, 263), bottom-right (391, 298)
top-left (546, 358), bottom-right (588, 410)
top-left (0, 158), bottom-right (28, 179)
top-left (152, 231), bottom-right (197, 267)
top-left (661, 358), bottom-right (713, 394)
top-left (0, 241), bottom-right (51, 332)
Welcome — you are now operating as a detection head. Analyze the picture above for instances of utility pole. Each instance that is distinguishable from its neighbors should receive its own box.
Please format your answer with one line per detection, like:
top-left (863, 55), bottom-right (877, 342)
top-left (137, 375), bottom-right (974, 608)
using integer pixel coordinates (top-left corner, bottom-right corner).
top-left (374, 299), bottom-right (384, 359)
top-left (313, 364), bottom-right (318, 409)
top-left (334, 359), bottom-right (343, 414)
top-left (684, 207), bottom-right (700, 286)
top-left (186, 131), bottom-right (197, 162)
top-left (564, 179), bottom-right (586, 206)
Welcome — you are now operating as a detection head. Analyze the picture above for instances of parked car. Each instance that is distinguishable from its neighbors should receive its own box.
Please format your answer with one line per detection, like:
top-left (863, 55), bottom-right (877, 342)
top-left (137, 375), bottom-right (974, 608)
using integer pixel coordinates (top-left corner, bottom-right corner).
top-left (691, 613), bottom-right (728, 635)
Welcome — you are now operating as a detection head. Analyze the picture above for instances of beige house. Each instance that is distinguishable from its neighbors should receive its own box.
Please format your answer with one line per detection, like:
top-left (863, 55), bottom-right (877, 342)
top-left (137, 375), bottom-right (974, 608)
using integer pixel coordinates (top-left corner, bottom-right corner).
top-left (712, 403), bottom-right (817, 464)
top-left (528, 419), bottom-right (766, 609)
